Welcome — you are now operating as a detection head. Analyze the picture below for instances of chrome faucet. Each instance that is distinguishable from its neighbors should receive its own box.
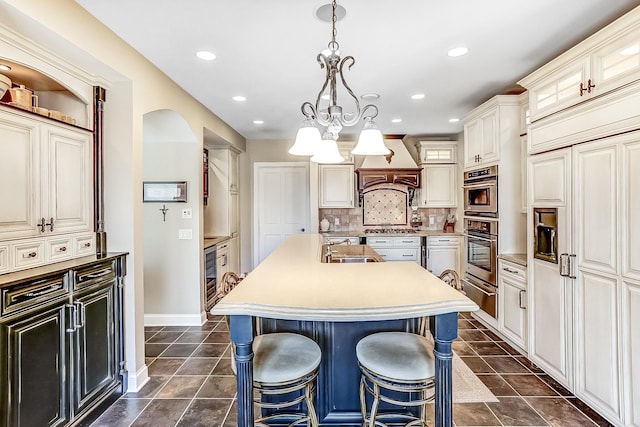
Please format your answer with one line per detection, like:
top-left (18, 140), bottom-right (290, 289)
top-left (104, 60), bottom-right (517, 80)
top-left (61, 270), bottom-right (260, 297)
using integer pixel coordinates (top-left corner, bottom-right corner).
top-left (329, 239), bottom-right (352, 246)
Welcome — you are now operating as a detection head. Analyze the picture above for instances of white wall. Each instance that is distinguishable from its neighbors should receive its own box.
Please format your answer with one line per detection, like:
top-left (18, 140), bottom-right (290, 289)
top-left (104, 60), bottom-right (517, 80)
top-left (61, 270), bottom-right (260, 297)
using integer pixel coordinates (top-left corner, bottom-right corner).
top-left (143, 110), bottom-right (203, 325)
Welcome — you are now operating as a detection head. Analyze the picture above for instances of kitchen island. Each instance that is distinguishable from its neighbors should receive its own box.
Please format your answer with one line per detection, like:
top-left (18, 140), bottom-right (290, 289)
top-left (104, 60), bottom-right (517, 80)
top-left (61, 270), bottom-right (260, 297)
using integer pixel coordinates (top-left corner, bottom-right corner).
top-left (211, 234), bottom-right (477, 427)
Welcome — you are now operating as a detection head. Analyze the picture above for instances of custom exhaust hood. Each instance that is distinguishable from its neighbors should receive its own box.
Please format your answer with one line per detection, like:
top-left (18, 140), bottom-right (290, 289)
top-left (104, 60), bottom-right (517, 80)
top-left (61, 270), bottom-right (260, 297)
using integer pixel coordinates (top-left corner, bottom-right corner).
top-left (355, 139), bottom-right (421, 206)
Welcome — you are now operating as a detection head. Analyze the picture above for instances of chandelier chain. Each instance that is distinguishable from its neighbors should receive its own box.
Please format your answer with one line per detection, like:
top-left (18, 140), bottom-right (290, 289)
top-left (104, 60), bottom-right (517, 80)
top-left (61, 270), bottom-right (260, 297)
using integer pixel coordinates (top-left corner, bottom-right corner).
top-left (331, 0), bottom-right (337, 47)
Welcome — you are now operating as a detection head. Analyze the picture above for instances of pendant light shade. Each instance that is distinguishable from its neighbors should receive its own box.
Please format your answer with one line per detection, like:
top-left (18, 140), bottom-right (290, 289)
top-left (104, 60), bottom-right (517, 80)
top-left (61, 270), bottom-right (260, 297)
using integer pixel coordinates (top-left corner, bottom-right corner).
top-left (311, 134), bottom-right (344, 164)
top-left (289, 119), bottom-right (321, 156)
top-left (351, 118), bottom-right (389, 155)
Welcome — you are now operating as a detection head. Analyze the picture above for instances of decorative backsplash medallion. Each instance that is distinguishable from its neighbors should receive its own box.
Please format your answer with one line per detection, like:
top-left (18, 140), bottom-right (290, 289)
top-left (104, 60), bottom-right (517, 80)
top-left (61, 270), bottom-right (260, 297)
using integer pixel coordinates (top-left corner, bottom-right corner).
top-left (363, 184), bottom-right (408, 226)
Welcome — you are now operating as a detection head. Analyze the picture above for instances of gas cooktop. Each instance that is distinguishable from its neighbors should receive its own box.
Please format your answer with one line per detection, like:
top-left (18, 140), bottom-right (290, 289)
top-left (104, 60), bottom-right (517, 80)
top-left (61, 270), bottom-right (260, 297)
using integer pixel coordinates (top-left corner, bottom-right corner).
top-left (363, 228), bottom-right (417, 234)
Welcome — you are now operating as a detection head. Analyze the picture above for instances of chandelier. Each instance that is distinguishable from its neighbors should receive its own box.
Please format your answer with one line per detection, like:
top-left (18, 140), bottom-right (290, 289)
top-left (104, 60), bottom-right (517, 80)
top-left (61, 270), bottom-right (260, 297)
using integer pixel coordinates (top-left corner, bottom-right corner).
top-left (288, 0), bottom-right (390, 163)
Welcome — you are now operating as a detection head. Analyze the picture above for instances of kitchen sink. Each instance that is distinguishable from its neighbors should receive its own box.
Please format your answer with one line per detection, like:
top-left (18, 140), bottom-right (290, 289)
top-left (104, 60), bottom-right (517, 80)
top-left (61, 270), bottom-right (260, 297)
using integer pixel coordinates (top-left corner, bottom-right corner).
top-left (320, 244), bottom-right (383, 263)
top-left (329, 256), bottom-right (379, 263)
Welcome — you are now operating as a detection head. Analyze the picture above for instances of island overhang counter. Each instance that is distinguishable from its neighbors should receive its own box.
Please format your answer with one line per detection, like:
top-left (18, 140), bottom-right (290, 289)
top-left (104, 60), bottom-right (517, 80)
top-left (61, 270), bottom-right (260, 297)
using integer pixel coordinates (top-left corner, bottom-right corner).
top-left (211, 234), bottom-right (478, 427)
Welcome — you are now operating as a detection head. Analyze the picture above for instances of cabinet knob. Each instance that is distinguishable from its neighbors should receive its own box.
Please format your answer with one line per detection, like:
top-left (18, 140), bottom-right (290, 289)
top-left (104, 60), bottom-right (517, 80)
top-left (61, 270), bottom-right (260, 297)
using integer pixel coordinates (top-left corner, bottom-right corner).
top-left (299, 228), bottom-right (305, 232)
top-left (59, 246), bottom-right (67, 252)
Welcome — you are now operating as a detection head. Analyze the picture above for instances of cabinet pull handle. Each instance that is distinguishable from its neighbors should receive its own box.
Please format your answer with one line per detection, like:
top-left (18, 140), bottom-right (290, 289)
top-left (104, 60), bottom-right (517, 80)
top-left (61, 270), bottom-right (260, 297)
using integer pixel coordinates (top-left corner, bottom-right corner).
top-left (74, 301), bottom-right (86, 328)
top-left (84, 242), bottom-right (92, 248)
top-left (66, 304), bottom-right (77, 332)
top-left (38, 217), bottom-right (46, 233)
top-left (20, 283), bottom-right (63, 300)
top-left (580, 80), bottom-right (596, 96)
top-left (23, 251), bottom-right (38, 259)
top-left (519, 290), bottom-right (526, 309)
top-left (580, 82), bottom-right (587, 96)
top-left (83, 269), bottom-right (112, 280)
top-left (502, 267), bottom-right (519, 274)
top-left (59, 246), bottom-right (67, 252)
top-left (46, 218), bottom-right (54, 232)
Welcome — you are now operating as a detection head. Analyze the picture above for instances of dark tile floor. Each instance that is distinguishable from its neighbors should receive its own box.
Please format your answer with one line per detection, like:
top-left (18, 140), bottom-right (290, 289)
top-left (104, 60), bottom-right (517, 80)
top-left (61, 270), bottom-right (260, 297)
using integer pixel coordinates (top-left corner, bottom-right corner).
top-left (90, 313), bottom-right (613, 426)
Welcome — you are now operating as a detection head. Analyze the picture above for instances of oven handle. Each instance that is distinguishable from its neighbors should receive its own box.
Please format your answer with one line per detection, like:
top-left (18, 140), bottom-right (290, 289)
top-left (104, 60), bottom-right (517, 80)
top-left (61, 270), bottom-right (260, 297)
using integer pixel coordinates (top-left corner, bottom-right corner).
top-left (462, 279), bottom-right (497, 297)
top-left (463, 182), bottom-right (497, 190)
top-left (463, 233), bottom-right (497, 243)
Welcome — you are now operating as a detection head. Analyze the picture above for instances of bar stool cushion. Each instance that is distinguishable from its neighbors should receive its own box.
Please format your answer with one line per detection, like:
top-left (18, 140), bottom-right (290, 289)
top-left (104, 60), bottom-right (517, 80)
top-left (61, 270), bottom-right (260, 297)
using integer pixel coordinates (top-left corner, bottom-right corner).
top-left (356, 332), bottom-right (435, 381)
top-left (253, 332), bottom-right (322, 384)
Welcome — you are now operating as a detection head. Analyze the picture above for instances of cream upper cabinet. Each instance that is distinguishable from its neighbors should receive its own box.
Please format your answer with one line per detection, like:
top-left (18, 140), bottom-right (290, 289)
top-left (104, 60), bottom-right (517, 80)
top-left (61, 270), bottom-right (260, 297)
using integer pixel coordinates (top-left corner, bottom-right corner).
top-left (44, 124), bottom-right (93, 236)
top-left (0, 108), bottom-right (92, 241)
top-left (0, 110), bottom-right (41, 240)
top-left (419, 164), bottom-right (457, 208)
top-left (463, 95), bottom-right (520, 170)
top-left (417, 141), bottom-right (457, 164)
top-left (520, 7), bottom-right (640, 123)
top-left (318, 164), bottom-right (355, 208)
top-left (229, 149), bottom-right (239, 193)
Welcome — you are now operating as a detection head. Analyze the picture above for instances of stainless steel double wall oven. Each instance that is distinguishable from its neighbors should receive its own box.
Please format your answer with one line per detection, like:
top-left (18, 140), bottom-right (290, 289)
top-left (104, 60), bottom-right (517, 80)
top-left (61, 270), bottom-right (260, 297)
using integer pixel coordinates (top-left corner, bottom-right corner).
top-left (463, 166), bottom-right (499, 318)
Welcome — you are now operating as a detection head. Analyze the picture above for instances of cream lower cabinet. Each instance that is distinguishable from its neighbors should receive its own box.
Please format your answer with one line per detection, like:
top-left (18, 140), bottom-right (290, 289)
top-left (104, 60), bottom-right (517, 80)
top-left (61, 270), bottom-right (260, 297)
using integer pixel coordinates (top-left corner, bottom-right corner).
top-left (318, 164), bottom-right (355, 208)
top-left (418, 164), bottom-right (457, 208)
top-left (425, 236), bottom-right (460, 276)
top-left (498, 259), bottom-right (527, 351)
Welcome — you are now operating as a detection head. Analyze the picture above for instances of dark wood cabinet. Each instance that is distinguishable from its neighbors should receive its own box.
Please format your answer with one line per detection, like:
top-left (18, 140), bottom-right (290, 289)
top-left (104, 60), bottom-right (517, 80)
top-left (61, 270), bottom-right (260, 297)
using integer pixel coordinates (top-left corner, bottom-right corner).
top-left (0, 254), bottom-right (126, 427)
top-left (1, 298), bottom-right (70, 427)
top-left (73, 278), bottom-right (118, 415)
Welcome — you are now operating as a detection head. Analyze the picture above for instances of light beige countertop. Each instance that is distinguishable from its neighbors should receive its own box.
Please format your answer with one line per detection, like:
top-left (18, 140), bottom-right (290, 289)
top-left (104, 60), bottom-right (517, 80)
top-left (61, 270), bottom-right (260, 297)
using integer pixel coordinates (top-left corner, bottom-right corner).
top-left (498, 253), bottom-right (527, 267)
top-left (204, 236), bottom-right (230, 249)
top-left (211, 234), bottom-right (478, 321)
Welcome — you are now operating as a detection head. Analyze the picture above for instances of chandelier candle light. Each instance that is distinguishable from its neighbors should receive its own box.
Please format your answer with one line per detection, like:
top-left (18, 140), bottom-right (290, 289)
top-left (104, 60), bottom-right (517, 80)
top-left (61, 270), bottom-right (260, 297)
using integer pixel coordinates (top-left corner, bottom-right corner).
top-left (288, 0), bottom-right (390, 163)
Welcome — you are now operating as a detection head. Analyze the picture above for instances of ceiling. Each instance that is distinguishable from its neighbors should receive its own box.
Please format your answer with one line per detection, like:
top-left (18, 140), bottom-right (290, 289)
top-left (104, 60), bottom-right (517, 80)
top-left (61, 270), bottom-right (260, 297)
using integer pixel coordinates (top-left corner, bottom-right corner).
top-left (76, 0), bottom-right (638, 141)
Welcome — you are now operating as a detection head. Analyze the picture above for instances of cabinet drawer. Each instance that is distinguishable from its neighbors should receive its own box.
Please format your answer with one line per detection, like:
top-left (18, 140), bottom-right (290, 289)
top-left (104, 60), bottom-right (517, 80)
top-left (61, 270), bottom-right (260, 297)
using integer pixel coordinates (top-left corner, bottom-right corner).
top-left (392, 236), bottom-right (421, 247)
top-left (1, 273), bottom-right (68, 317)
top-left (74, 234), bottom-right (95, 257)
top-left (499, 259), bottom-right (527, 282)
top-left (374, 248), bottom-right (420, 262)
top-left (13, 241), bottom-right (45, 270)
top-left (46, 237), bottom-right (73, 262)
top-left (366, 237), bottom-right (394, 247)
top-left (427, 235), bottom-right (460, 246)
top-left (74, 260), bottom-right (116, 290)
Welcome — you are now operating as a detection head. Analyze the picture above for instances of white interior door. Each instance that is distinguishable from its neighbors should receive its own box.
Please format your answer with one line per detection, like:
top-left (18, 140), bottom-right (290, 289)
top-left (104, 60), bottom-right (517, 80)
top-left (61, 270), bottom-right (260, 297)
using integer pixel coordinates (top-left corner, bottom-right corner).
top-left (254, 162), bottom-right (310, 267)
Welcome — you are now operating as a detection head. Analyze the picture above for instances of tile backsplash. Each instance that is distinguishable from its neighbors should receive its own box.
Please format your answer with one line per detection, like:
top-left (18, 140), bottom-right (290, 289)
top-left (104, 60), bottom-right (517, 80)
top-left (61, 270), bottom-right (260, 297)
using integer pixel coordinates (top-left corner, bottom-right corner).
top-left (319, 207), bottom-right (455, 233)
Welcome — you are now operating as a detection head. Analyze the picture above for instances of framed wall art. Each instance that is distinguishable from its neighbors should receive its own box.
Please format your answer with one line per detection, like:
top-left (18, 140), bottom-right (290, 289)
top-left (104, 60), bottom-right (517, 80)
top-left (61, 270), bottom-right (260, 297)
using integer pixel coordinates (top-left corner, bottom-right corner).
top-left (143, 181), bottom-right (188, 203)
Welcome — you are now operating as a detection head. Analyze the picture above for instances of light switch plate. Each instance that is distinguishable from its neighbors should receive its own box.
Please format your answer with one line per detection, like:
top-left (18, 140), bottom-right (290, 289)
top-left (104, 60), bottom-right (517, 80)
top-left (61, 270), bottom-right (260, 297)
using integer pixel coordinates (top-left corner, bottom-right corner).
top-left (181, 208), bottom-right (192, 219)
top-left (178, 229), bottom-right (193, 239)
top-left (335, 218), bottom-right (340, 225)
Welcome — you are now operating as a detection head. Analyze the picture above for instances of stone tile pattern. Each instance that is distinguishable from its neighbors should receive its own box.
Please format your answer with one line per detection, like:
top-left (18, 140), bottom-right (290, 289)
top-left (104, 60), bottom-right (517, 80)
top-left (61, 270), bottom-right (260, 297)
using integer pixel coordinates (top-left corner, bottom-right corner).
top-left (363, 186), bottom-right (408, 225)
top-left (90, 314), bottom-right (613, 426)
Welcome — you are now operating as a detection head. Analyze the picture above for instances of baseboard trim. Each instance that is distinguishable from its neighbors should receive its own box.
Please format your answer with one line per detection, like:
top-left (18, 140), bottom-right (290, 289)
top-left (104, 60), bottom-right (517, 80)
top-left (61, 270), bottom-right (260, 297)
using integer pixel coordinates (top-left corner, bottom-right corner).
top-left (127, 364), bottom-right (149, 393)
top-left (144, 313), bottom-right (204, 326)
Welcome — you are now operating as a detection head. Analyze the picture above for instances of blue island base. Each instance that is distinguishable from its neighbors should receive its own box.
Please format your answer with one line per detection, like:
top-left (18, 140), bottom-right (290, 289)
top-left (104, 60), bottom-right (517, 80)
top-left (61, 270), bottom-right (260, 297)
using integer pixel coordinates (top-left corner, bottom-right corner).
top-left (230, 313), bottom-right (458, 427)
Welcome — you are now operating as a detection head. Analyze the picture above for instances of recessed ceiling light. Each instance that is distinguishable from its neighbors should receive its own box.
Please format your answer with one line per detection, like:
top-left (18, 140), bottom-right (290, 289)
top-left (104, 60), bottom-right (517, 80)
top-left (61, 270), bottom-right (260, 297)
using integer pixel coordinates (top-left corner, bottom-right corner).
top-left (232, 95), bottom-right (246, 102)
top-left (448, 47), bottom-right (469, 57)
top-left (411, 93), bottom-right (425, 100)
top-left (196, 51), bottom-right (216, 61)
top-left (253, 120), bottom-right (264, 125)
top-left (391, 118), bottom-right (402, 123)
top-left (0, 64), bottom-right (11, 71)
top-left (449, 118), bottom-right (460, 123)
top-left (361, 93), bottom-right (380, 100)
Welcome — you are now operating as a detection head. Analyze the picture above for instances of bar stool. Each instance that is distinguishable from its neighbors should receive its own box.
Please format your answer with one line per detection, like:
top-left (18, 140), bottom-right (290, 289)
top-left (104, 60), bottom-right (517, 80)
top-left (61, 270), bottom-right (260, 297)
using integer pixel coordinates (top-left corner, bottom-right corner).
top-left (438, 269), bottom-right (465, 295)
top-left (251, 332), bottom-right (321, 426)
top-left (227, 302), bottom-right (321, 426)
top-left (356, 318), bottom-right (435, 427)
